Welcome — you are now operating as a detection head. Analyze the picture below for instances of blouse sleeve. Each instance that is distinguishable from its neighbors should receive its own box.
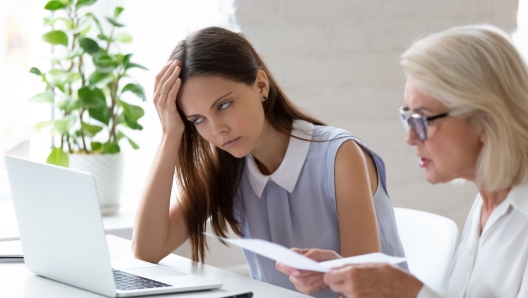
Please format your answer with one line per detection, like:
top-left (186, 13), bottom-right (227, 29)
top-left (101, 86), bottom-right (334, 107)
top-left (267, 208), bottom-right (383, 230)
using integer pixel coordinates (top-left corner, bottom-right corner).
top-left (416, 285), bottom-right (444, 298)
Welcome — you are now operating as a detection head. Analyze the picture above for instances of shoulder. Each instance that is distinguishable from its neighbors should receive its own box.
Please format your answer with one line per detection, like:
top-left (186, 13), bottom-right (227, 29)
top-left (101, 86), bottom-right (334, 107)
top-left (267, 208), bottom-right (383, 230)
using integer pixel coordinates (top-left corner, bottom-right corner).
top-left (312, 125), bottom-right (355, 142)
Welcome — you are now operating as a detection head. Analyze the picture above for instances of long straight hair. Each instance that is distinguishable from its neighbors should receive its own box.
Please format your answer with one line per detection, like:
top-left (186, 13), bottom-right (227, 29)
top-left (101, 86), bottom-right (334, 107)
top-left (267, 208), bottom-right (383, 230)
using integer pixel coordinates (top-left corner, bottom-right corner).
top-left (169, 27), bottom-right (325, 262)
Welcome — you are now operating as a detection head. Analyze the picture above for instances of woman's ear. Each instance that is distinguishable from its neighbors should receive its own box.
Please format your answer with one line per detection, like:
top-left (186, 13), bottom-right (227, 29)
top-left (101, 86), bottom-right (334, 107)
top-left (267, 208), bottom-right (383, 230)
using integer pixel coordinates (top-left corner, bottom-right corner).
top-left (255, 69), bottom-right (270, 102)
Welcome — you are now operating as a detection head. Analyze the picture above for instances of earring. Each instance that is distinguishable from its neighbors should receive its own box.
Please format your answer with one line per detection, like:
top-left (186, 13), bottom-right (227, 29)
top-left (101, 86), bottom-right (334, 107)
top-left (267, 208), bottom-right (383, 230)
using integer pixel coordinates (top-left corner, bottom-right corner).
top-left (263, 96), bottom-right (267, 101)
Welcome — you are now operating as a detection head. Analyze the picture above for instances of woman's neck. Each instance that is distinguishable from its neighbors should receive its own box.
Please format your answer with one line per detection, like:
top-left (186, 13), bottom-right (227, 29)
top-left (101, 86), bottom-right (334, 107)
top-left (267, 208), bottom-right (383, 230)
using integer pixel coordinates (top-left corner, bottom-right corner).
top-left (250, 122), bottom-right (290, 176)
top-left (479, 188), bottom-right (511, 211)
top-left (478, 186), bottom-right (511, 234)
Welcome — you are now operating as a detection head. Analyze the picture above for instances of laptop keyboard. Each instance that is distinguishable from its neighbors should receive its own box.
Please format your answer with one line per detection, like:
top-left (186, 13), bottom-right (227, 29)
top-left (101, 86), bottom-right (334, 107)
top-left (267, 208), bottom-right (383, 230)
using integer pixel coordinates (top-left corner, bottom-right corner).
top-left (113, 269), bottom-right (172, 291)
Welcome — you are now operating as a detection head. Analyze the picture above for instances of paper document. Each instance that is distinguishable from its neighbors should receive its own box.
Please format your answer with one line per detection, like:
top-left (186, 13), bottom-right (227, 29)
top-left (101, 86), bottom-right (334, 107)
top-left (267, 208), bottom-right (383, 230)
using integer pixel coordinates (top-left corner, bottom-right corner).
top-left (205, 233), bottom-right (405, 272)
top-left (0, 240), bottom-right (23, 258)
top-left (0, 240), bottom-right (24, 263)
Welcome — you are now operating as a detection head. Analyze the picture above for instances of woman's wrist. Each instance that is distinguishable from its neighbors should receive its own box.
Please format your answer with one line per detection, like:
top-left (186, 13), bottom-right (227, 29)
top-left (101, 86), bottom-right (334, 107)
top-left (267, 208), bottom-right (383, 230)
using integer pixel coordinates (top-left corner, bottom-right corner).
top-left (394, 267), bottom-right (423, 298)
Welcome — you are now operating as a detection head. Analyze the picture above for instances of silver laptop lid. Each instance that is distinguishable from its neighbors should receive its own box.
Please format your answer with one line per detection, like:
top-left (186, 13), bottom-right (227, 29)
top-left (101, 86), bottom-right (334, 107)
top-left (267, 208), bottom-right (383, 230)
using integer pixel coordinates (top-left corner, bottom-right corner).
top-left (5, 156), bottom-right (116, 297)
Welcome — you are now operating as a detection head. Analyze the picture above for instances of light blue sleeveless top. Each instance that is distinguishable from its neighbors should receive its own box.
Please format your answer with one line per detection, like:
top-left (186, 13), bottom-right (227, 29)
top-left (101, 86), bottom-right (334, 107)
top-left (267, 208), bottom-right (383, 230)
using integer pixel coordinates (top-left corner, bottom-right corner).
top-left (234, 120), bottom-right (406, 298)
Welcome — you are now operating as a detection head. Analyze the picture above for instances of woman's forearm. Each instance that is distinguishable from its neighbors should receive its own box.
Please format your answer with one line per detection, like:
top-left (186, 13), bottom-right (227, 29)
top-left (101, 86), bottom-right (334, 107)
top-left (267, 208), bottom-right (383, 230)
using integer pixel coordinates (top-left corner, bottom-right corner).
top-left (132, 134), bottom-right (182, 261)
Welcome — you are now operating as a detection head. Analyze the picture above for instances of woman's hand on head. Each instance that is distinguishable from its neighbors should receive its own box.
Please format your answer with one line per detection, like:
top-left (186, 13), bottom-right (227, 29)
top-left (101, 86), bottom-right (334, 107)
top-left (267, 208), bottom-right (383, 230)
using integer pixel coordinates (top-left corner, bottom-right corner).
top-left (323, 263), bottom-right (423, 298)
top-left (275, 248), bottom-right (342, 295)
top-left (153, 60), bottom-right (185, 137)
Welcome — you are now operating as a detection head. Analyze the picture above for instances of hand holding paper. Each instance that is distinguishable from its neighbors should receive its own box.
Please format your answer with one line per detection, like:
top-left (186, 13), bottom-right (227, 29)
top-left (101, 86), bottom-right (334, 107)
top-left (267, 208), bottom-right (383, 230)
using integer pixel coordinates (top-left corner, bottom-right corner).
top-left (204, 233), bottom-right (405, 272)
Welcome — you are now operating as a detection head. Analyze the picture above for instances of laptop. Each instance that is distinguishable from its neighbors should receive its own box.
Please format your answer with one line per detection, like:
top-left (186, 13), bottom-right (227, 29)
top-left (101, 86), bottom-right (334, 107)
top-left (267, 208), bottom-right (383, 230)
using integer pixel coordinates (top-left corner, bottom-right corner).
top-left (4, 156), bottom-right (222, 297)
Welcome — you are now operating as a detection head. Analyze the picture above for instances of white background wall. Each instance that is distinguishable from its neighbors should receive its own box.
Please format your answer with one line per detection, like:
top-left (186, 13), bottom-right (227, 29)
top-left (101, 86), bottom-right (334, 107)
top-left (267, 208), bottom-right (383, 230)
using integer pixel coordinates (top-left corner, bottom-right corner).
top-left (234, 0), bottom-right (519, 231)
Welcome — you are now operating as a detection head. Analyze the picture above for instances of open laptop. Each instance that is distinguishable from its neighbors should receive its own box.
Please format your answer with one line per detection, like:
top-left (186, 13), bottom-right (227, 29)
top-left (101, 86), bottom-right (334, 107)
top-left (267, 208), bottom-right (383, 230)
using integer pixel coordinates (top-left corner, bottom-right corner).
top-left (4, 156), bottom-right (222, 297)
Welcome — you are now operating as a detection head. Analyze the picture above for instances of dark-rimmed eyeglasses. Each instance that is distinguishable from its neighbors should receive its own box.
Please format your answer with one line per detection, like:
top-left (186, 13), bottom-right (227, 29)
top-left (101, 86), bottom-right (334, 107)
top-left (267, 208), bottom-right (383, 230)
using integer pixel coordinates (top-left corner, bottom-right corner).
top-left (399, 106), bottom-right (449, 141)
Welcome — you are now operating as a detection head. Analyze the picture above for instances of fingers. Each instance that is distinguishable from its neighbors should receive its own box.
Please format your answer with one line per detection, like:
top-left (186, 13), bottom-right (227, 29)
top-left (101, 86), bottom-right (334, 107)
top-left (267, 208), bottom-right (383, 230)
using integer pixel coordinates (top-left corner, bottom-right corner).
top-left (154, 60), bottom-right (178, 92)
top-left (290, 272), bottom-right (327, 294)
top-left (154, 60), bottom-right (180, 97)
top-left (275, 262), bottom-right (300, 277)
top-left (164, 67), bottom-right (182, 104)
top-left (291, 248), bottom-right (310, 255)
top-left (323, 266), bottom-right (353, 293)
top-left (167, 78), bottom-right (182, 104)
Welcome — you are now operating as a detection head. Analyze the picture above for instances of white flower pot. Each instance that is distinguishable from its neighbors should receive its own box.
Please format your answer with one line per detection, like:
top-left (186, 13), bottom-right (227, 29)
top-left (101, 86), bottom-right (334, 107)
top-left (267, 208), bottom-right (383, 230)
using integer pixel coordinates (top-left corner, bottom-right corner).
top-left (68, 153), bottom-right (124, 215)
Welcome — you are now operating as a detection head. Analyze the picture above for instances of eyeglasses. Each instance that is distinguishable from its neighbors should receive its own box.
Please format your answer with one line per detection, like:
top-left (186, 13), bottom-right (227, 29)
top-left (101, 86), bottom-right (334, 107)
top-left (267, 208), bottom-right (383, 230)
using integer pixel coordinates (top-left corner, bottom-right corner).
top-left (399, 106), bottom-right (449, 141)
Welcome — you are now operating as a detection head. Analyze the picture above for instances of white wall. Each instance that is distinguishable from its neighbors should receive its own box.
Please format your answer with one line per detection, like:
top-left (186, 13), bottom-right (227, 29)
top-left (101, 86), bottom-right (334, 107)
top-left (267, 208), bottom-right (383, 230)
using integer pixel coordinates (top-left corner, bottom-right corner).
top-left (234, 0), bottom-right (519, 231)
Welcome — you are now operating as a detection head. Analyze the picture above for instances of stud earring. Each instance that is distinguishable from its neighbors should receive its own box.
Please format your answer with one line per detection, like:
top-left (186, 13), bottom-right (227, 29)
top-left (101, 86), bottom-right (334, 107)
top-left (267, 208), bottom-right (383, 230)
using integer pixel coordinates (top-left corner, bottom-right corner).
top-left (263, 96), bottom-right (267, 101)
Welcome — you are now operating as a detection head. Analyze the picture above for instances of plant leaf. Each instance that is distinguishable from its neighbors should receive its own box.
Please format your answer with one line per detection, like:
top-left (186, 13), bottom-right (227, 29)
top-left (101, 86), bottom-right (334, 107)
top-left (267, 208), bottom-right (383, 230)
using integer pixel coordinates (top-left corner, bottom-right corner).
top-left (52, 114), bottom-right (76, 135)
top-left (78, 86), bottom-right (106, 108)
top-left (46, 69), bottom-right (68, 86)
top-left (88, 71), bottom-right (113, 86)
top-left (27, 91), bottom-right (54, 103)
top-left (42, 30), bottom-right (68, 46)
top-left (64, 72), bottom-right (82, 83)
top-left (43, 16), bottom-right (67, 26)
top-left (46, 147), bottom-right (69, 167)
top-left (105, 16), bottom-right (124, 27)
top-left (121, 83), bottom-right (146, 101)
top-left (88, 106), bottom-right (110, 125)
top-left (81, 121), bottom-right (103, 137)
top-left (29, 67), bottom-right (42, 76)
top-left (91, 141), bottom-right (102, 151)
top-left (35, 120), bottom-right (52, 131)
top-left (123, 115), bottom-right (143, 130)
top-left (65, 48), bottom-right (83, 59)
top-left (77, 0), bottom-right (97, 9)
top-left (57, 97), bottom-right (82, 113)
top-left (119, 100), bottom-right (144, 122)
top-left (44, 1), bottom-right (65, 11)
top-left (116, 131), bottom-right (139, 149)
top-left (115, 32), bottom-right (132, 43)
top-left (78, 37), bottom-right (99, 54)
top-left (114, 7), bottom-right (124, 19)
top-left (93, 54), bottom-right (117, 74)
top-left (103, 142), bottom-right (120, 153)
top-left (124, 62), bottom-right (148, 71)
top-left (85, 12), bottom-right (103, 33)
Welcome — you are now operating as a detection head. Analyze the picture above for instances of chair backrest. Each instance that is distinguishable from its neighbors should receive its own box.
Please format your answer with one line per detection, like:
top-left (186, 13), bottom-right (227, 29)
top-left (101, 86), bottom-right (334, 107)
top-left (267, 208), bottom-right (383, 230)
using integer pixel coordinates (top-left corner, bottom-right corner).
top-left (394, 207), bottom-right (459, 292)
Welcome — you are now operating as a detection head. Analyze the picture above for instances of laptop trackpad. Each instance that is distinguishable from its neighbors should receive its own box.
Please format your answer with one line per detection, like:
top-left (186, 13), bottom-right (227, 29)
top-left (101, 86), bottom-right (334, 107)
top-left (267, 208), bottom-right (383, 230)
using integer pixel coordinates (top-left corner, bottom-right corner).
top-left (126, 267), bottom-right (187, 279)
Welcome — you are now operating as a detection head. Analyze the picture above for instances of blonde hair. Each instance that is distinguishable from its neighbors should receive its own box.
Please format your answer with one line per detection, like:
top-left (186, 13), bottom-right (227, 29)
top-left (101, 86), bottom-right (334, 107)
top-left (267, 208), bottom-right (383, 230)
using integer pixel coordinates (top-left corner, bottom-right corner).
top-left (401, 25), bottom-right (528, 191)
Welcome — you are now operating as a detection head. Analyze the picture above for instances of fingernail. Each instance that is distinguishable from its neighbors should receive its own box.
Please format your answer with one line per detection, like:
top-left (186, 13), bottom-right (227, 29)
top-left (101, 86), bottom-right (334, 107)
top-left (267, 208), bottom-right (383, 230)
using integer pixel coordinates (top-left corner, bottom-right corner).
top-left (166, 60), bottom-right (172, 65)
top-left (292, 271), bottom-right (300, 277)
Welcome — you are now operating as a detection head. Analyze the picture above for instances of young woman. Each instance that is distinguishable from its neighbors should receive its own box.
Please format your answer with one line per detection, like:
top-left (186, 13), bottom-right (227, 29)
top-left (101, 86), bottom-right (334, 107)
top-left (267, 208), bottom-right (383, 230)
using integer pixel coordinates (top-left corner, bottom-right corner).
top-left (132, 27), bottom-right (405, 297)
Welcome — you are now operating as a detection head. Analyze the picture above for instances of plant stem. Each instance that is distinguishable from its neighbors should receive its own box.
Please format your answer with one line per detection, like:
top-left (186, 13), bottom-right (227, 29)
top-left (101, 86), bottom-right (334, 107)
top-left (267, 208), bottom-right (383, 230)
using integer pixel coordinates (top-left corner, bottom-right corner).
top-left (79, 109), bottom-right (89, 154)
top-left (107, 71), bottom-right (123, 143)
top-left (66, 134), bottom-right (73, 153)
top-left (106, 26), bottom-right (114, 52)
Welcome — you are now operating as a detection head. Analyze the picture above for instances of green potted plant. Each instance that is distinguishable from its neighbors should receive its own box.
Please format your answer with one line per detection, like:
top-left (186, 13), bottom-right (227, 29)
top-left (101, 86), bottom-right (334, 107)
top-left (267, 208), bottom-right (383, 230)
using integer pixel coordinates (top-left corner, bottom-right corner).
top-left (27, 0), bottom-right (147, 214)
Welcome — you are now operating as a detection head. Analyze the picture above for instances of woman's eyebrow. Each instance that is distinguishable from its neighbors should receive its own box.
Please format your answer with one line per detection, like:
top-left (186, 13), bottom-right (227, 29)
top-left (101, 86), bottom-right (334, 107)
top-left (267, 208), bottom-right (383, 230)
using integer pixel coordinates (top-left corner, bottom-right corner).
top-left (209, 91), bottom-right (233, 109)
top-left (185, 91), bottom-right (234, 119)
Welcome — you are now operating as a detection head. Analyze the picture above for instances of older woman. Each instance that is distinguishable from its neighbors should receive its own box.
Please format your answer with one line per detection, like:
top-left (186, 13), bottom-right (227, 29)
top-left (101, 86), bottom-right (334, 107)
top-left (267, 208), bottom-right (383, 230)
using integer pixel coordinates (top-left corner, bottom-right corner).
top-left (277, 25), bottom-right (528, 297)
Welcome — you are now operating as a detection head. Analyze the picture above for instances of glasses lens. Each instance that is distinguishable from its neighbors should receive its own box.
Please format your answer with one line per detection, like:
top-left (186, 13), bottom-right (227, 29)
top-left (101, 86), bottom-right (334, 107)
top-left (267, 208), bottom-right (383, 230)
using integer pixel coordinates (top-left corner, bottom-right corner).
top-left (409, 116), bottom-right (427, 140)
top-left (399, 108), bottom-right (410, 132)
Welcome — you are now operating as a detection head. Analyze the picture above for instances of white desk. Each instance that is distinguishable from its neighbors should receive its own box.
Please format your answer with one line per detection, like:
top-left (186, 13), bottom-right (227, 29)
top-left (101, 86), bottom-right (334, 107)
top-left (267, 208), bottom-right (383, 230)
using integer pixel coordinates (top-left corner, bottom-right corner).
top-left (0, 235), bottom-right (311, 298)
top-left (0, 200), bottom-right (136, 241)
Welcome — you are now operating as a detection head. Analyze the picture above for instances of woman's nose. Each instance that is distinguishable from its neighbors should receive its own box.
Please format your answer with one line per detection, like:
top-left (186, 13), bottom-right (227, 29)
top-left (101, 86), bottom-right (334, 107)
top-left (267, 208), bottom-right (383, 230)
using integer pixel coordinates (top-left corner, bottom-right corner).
top-left (405, 127), bottom-right (419, 146)
top-left (210, 119), bottom-right (227, 136)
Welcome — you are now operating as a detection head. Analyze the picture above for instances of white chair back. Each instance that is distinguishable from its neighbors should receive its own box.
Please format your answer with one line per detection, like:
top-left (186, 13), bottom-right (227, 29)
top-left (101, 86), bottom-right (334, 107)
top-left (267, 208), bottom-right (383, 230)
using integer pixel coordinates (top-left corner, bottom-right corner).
top-left (394, 207), bottom-right (459, 292)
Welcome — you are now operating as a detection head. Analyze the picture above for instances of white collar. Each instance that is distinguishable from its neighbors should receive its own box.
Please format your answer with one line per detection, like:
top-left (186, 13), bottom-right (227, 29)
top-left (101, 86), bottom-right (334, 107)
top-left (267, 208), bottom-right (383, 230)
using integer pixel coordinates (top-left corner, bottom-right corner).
top-left (509, 182), bottom-right (528, 217)
top-left (477, 182), bottom-right (528, 236)
top-left (245, 120), bottom-right (314, 198)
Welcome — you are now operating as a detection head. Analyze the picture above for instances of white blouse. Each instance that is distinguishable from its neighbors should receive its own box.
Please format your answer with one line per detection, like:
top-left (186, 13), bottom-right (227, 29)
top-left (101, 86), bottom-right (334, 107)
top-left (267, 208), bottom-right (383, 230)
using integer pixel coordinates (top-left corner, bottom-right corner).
top-left (418, 182), bottom-right (528, 298)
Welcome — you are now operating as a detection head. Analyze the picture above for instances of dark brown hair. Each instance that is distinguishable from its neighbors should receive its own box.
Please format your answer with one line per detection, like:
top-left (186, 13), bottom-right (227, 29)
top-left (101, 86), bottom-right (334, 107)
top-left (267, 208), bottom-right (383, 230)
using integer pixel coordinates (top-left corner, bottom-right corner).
top-left (169, 27), bottom-right (325, 262)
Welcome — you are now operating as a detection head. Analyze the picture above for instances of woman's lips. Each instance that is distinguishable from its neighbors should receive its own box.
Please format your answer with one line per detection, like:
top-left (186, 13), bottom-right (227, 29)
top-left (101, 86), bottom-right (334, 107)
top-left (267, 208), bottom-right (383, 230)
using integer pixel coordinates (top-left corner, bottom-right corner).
top-left (419, 157), bottom-right (430, 167)
top-left (223, 137), bottom-right (240, 148)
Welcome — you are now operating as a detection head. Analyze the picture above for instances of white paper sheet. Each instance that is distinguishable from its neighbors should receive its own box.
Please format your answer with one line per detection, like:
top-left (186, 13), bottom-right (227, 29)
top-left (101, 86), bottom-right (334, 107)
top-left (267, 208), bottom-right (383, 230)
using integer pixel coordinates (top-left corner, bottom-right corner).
top-left (205, 233), bottom-right (405, 272)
